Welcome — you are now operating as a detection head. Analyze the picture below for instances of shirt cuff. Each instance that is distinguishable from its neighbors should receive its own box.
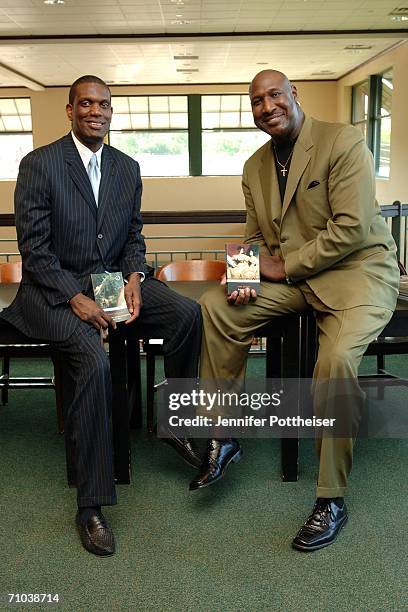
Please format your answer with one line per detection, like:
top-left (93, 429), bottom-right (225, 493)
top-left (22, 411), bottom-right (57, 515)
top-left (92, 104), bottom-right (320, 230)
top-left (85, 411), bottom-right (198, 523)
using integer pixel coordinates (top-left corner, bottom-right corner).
top-left (125, 271), bottom-right (145, 283)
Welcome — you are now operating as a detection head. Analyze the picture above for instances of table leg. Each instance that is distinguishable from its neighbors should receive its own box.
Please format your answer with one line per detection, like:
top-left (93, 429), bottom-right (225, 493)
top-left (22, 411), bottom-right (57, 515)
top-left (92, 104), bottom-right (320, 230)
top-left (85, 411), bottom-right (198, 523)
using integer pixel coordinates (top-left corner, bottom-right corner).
top-left (280, 314), bottom-right (302, 482)
top-left (108, 326), bottom-right (131, 484)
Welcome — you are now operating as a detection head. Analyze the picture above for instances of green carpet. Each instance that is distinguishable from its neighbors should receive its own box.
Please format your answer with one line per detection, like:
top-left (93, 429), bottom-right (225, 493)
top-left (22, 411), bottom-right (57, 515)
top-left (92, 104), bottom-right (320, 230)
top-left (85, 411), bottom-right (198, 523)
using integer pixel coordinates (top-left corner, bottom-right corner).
top-left (0, 355), bottom-right (407, 611)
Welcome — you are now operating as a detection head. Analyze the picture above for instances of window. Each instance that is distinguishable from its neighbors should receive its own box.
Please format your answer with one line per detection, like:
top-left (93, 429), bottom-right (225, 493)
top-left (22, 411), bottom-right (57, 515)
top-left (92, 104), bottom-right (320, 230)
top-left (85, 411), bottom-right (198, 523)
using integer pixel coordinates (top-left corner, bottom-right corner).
top-left (351, 70), bottom-right (392, 178)
top-left (374, 70), bottom-right (392, 179)
top-left (351, 80), bottom-right (369, 140)
top-left (109, 93), bottom-right (268, 177)
top-left (109, 95), bottom-right (189, 176)
top-left (201, 94), bottom-right (269, 175)
top-left (0, 98), bottom-right (33, 180)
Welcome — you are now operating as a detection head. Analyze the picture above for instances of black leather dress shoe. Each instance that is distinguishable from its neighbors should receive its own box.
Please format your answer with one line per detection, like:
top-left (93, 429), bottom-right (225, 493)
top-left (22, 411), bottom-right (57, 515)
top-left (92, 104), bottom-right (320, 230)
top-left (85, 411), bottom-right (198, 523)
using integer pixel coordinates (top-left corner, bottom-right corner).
top-left (76, 511), bottom-right (115, 556)
top-left (159, 425), bottom-right (202, 468)
top-left (189, 438), bottom-right (242, 490)
top-left (292, 498), bottom-right (348, 552)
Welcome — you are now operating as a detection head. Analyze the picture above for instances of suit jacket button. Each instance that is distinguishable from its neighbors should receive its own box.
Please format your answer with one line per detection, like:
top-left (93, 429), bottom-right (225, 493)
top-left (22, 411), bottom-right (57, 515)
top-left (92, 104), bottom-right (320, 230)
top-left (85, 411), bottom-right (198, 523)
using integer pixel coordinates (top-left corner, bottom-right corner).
top-left (97, 233), bottom-right (103, 239)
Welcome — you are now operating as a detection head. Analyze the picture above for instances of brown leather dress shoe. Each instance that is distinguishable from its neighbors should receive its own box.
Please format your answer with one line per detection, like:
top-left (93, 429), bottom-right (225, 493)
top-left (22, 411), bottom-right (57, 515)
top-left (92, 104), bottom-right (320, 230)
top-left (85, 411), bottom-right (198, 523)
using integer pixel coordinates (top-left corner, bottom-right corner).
top-left (76, 510), bottom-right (115, 556)
top-left (292, 498), bottom-right (348, 551)
top-left (189, 438), bottom-right (242, 490)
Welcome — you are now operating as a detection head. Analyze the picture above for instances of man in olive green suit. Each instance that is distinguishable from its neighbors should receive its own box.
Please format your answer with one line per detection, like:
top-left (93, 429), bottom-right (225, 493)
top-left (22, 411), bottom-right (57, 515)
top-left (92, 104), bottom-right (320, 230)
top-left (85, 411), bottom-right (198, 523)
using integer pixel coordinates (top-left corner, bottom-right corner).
top-left (190, 70), bottom-right (400, 551)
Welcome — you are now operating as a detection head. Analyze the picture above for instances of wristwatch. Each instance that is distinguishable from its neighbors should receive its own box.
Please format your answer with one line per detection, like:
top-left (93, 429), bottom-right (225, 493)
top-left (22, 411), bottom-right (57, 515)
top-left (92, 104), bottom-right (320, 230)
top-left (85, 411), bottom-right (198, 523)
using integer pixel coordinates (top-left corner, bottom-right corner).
top-left (286, 275), bottom-right (293, 285)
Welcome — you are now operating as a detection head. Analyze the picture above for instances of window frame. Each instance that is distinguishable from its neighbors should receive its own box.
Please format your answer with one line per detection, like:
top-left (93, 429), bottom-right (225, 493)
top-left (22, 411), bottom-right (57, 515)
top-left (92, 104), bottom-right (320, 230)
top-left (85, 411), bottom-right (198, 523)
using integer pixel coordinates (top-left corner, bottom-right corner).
top-left (109, 94), bottom-right (190, 177)
top-left (108, 92), bottom-right (265, 178)
top-left (0, 96), bottom-right (33, 181)
top-left (351, 69), bottom-right (392, 179)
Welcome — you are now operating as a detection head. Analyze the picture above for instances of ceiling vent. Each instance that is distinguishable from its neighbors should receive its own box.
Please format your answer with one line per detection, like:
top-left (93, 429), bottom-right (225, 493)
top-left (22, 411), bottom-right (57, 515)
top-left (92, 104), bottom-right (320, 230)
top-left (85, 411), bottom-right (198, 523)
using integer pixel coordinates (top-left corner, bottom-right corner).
top-left (176, 69), bottom-right (199, 72)
top-left (173, 55), bottom-right (199, 60)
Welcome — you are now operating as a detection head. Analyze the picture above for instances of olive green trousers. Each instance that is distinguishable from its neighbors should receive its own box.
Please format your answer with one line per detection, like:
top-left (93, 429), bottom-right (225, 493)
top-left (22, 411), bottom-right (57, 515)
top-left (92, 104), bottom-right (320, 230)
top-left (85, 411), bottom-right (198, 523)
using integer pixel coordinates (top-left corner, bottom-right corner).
top-left (199, 281), bottom-right (394, 497)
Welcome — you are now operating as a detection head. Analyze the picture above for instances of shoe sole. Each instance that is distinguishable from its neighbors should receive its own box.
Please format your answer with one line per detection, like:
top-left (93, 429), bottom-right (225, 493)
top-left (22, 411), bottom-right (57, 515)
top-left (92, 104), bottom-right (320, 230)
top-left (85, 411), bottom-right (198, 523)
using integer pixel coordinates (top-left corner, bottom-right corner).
top-left (291, 515), bottom-right (348, 552)
top-left (189, 447), bottom-right (243, 490)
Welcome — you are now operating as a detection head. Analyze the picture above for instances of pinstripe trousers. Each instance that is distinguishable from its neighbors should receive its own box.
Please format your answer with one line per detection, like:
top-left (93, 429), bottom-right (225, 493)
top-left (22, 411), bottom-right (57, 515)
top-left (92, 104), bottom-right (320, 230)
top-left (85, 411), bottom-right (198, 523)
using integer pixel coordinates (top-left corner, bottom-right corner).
top-left (53, 276), bottom-right (202, 507)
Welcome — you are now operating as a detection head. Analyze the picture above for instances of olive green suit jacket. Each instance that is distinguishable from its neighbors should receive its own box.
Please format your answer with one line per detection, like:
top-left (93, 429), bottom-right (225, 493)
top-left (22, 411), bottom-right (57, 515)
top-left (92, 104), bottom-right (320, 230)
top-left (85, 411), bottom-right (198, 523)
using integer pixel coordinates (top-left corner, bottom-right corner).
top-left (242, 116), bottom-right (399, 310)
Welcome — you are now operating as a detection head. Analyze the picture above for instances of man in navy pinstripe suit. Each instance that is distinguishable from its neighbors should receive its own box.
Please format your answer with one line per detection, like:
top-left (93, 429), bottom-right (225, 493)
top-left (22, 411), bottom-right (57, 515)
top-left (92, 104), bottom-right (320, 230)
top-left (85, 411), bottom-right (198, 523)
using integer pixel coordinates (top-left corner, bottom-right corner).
top-left (0, 75), bottom-right (202, 556)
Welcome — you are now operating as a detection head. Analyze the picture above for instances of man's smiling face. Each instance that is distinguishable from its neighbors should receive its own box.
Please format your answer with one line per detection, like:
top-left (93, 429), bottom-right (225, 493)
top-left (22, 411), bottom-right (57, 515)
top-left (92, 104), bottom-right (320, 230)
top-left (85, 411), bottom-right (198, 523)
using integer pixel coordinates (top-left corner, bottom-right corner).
top-left (66, 81), bottom-right (112, 151)
top-left (250, 70), bottom-right (303, 144)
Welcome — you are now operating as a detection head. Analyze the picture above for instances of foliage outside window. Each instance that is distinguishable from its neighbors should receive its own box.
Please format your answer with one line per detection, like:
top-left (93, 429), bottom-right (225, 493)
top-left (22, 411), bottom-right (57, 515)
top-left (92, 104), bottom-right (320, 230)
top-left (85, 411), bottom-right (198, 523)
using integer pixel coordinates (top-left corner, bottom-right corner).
top-left (109, 96), bottom-right (189, 176)
top-left (109, 93), bottom-right (268, 177)
top-left (0, 98), bottom-right (33, 180)
top-left (201, 94), bottom-right (269, 175)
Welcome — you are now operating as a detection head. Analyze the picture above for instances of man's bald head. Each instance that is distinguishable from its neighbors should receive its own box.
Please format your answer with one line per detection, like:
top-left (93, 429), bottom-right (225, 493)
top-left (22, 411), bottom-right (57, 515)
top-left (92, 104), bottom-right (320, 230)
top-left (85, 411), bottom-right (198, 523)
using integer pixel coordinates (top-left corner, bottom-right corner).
top-left (249, 69), bottom-right (304, 144)
top-left (249, 70), bottom-right (291, 97)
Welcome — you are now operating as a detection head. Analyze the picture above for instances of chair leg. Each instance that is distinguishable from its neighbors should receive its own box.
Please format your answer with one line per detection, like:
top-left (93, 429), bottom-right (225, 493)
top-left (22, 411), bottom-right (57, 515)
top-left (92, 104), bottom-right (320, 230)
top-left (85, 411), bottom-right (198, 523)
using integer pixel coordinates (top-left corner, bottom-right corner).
top-left (146, 345), bottom-right (156, 434)
top-left (2, 355), bottom-right (10, 406)
top-left (375, 352), bottom-right (386, 400)
top-left (266, 336), bottom-right (282, 378)
top-left (281, 438), bottom-right (299, 481)
top-left (128, 339), bottom-right (143, 429)
top-left (377, 352), bottom-right (385, 373)
top-left (52, 355), bottom-right (65, 434)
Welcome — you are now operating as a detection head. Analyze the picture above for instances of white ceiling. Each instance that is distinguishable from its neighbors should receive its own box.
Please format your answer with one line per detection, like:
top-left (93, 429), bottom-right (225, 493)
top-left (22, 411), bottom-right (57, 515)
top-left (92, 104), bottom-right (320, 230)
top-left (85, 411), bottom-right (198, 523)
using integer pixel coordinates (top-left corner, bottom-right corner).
top-left (0, 0), bottom-right (407, 88)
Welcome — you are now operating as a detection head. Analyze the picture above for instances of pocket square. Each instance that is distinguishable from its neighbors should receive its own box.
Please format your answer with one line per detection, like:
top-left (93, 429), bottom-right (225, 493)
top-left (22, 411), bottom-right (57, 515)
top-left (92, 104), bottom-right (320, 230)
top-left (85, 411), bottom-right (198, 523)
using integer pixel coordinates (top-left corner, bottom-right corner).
top-left (307, 180), bottom-right (320, 189)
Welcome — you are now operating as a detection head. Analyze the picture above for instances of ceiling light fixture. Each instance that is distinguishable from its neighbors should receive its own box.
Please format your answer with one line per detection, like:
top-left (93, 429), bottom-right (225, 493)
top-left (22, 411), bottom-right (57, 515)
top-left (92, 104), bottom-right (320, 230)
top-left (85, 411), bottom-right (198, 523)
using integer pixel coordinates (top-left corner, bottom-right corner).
top-left (344, 44), bottom-right (373, 50)
top-left (173, 55), bottom-right (199, 60)
top-left (171, 20), bottom-right (193, 25)
top-left (44, 0), bottom-right (65, 5)
top-left (389, 7), bottom-right (408, 20)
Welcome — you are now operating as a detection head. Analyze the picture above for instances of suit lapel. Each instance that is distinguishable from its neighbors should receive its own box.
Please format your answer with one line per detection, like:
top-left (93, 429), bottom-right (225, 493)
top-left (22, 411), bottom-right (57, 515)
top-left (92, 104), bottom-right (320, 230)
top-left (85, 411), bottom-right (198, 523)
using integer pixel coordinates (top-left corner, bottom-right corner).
top-left (62, 134), bottom-right (97, 218)
top-left (282, 116), bottom-right (313, 218)
top-left (97, 146), bottom-right (119, 230)
top-left (259, 142), bottom-right (282, 230)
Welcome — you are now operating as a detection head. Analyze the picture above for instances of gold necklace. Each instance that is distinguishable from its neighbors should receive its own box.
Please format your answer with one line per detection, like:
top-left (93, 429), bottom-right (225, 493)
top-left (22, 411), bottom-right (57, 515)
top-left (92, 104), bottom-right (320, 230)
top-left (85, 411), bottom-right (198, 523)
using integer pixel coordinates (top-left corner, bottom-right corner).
top-left (273, 146), bottom-right (294, 177)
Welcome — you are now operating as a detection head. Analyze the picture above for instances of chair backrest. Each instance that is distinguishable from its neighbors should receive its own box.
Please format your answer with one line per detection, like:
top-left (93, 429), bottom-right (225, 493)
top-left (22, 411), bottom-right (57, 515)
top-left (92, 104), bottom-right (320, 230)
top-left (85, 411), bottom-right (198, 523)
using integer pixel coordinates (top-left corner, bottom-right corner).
top-left (0, 261), bottom-right (22, 284)
top-left (156, 259), bottom-right (226, 281)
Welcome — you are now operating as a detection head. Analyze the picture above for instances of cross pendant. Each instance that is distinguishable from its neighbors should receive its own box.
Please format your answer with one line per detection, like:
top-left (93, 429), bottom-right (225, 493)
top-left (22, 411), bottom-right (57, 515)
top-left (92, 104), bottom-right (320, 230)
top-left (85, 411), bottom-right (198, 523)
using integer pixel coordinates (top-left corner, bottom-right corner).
top-left (281, 168), bottom-right (287, 177)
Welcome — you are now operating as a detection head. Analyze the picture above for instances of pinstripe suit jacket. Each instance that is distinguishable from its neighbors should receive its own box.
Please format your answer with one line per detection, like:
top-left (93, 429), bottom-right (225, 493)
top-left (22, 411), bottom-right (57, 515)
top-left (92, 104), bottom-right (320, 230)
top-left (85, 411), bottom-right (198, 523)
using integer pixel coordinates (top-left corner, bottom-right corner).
top-left (1, 133), bottom-right (152, 341)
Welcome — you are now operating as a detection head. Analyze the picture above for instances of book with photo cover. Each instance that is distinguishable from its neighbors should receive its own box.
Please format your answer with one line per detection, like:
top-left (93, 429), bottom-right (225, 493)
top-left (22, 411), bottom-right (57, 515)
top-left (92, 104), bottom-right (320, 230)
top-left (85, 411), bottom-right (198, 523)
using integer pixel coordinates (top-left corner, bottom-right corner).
top-left (91, 271), bottom-right (130, 323)
top-left (226, 243), bottom-right (260, 294)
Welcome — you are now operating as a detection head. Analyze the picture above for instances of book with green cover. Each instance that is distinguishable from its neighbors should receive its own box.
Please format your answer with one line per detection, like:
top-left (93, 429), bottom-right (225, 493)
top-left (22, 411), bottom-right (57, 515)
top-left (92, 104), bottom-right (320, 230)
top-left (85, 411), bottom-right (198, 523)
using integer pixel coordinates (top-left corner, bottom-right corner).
top-left (91, 271), bottom-right (130, 323)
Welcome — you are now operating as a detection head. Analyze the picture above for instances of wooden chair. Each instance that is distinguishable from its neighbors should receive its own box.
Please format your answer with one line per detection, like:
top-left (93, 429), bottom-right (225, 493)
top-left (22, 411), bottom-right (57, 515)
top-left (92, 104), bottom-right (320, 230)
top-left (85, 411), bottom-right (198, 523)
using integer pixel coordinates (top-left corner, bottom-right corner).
top-left (0, 261), bottom-right (64, 433)
top-left (157, 259), bottom-right (227, 282)
top-left (0, 261), bottom-right (22, 283)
